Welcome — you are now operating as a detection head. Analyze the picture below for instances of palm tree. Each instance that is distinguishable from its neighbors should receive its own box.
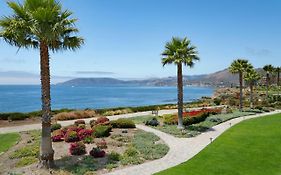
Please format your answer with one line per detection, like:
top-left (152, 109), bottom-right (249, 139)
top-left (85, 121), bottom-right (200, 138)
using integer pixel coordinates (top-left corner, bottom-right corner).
top-left (0, 0), bottom-right (83, 168)
top-left (229, 59), bottom-right (253, 111)
top-left (161, 37), bottom-right (199, 129)
top-left (275, 67), bottom-right (281, 95)
top-left (263, 64), bottom-right (274, 98)
top-left (244, 68), bottom-right (261, 108)
top-left (275, 67), bottom-right (280, 86)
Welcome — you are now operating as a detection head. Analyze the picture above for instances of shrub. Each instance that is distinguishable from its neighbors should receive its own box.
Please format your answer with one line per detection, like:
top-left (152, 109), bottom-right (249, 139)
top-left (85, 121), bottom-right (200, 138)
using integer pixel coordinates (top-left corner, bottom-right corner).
top-left (77, 124), bottom-right (86, 129)
top-left (89, 119), bottom-right (96, 127)
top-left (0, 113), bottom-right (29, 121)
top-left (108, 151), bottom-right (121, 162)
top-left (183, 112), bottom-right (209, 126)
top-left (124, 147), bottom-right (139, 157)
top-left (110, 118), bottom-right (136, 128)
top-left (163, 114), bottom-right (177, 125)
top-left (66, 126), bottom-right (83, 133)
top-left (90, 147), bottom-right (105, 158)
top-left (52, 135), bottom-right (64, 142)
top-left (93, 125), bottom-right (111, 138)
top-left (95, 117), bottom-right (110, 126)
top-left (145, 118), bottom-right (159, 126)
top-left (78, 129), bottom-right (94, 140)
top-left (74, 120), bottom-right (86, 126)
top-left (65, 131), bottom-right (80, 142)
top-left (54, 110), bottom-right (96, 121)
top-left (69, 142), bottom-right (86, 155)
top-left (213, 98), bottom-right (222, 105)
top-left (83, 136), bottom-right (94, 144)
top-left (96, 139), bottom-right (107, 149)
top-left (52, 129), bottom-right (64, 142)
top-left (51, 123), bottom-right (62, 132)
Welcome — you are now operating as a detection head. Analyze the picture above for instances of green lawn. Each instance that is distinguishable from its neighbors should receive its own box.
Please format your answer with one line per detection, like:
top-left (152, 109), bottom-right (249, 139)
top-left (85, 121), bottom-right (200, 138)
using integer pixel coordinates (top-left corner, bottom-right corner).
top-left (0, 133), bottom-right (20, 153)
top-left (156, 113), bottom-right (281, 175)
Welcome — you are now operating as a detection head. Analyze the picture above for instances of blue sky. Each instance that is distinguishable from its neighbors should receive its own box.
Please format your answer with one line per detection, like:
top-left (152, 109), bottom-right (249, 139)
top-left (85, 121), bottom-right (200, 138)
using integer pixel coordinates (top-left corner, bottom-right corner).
top-left (0, 0), bottom-right (281, 84)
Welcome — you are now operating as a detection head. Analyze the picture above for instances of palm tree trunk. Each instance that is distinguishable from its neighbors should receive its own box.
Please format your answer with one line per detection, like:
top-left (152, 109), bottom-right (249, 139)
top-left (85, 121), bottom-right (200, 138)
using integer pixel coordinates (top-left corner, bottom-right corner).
top-left (39, 42), bottom-right (54, 168)
top-left (266, 72), bottom-right (269, 98)
top-left (177, 63), bottom-right (184, 129)
top-left (250, 83), bottom-right (253, 109)
top-left (239, 72), bottom-right (243, 111)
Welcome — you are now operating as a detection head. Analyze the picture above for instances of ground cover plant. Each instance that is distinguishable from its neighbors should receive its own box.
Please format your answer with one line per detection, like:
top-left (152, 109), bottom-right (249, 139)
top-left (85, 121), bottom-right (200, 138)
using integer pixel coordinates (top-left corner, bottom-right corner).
top-left (156, 113), bottom-right (281, 175)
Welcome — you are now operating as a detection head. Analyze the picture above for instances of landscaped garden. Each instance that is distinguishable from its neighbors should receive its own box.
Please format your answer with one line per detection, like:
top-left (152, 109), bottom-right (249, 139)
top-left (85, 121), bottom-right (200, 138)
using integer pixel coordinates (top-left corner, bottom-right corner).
top-left (130, 107), bottom-right (266, 138)
top-left (155, 113), bottom-right (281, 175)
top-left (0, 117), bottom-right (169, 175)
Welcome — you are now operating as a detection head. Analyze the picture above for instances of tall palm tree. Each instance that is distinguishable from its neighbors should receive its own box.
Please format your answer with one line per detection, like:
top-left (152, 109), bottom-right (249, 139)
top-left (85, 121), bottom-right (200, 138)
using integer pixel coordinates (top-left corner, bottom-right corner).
top-left (263, 64), bottom-right (274, 98)
top-left (229, 59), bottom-right (253, 111)
top-left (244, 68), bottom-right (261, 108)
top-left (0, 0), bottom-right (83, 168)
top-left (161, 37), bottom-right (199, 129)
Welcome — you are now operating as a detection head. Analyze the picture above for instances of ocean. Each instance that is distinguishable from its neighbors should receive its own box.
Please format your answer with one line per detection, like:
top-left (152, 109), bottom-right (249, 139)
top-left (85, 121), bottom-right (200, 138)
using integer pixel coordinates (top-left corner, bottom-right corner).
top-left (0, 85), bottom-right (214, 113)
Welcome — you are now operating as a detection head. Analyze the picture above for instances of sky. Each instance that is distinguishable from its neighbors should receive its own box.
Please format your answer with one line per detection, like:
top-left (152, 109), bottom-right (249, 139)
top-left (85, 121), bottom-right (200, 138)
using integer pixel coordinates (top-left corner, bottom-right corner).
top-left (0, 0), bottom-right (281, 84)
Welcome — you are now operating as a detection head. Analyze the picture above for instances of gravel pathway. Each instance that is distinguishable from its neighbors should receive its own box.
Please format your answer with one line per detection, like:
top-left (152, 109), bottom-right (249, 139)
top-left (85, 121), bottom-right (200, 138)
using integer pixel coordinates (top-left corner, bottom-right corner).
top-left (0, 109), bottom-right (177, 134)
top-left (105, 110), bottom-right (281, 175)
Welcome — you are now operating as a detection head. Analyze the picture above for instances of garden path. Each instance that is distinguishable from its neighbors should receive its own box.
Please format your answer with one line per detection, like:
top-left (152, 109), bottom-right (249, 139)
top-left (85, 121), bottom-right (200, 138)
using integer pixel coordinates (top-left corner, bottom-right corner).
top-left (106, 110), bottom-right (281, 175)
top-left (0, 108), bottom-right (280, 175)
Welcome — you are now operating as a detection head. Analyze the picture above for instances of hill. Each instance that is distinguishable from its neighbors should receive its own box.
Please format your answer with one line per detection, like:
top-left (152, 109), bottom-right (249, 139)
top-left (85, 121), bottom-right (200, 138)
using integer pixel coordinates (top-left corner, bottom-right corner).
top-left (58, 68), bottom-right (265, 87)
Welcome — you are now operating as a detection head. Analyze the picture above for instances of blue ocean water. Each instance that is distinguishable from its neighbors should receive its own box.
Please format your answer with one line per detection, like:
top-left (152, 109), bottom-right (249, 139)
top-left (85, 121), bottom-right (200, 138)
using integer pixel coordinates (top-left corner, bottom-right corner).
top-left (0, 85), bottom-right (214, 113)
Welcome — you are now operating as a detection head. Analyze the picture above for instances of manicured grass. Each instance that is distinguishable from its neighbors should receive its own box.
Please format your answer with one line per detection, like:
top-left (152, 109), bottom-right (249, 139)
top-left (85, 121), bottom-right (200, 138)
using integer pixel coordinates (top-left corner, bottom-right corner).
top-left (0, 133), bottom-right (20, 153)
top-left (156, 113), bottom-right (281, 175)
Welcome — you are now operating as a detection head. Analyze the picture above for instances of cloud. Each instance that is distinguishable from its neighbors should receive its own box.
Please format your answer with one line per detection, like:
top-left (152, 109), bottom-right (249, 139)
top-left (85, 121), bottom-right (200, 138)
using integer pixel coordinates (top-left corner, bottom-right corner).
top-left (0, 71), bottom-right (73, 85)
top-left (76, 71), bottom-right (115, 75)
top-left (245, 47), bottom-right (271, 57)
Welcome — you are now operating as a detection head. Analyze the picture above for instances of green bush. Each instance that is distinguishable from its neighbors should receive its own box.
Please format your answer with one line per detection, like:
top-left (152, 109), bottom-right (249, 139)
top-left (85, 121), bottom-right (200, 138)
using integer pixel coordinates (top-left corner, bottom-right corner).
top-left (163, 114), bottom-right (177, 125)
top-left (108, 151), bottom-right (121, 162)
top-left (145, 117), bottom-right (159, 126)
top-left (93, 125), bottom-right (111, 138)
top-left (110, 118), bottom-right (136, 128)
top-left (124, 147), bottom-right (139, 157)
top-left (51, 123), bottom-right (62, 132)
top-left (213, 98), bottom-right (222, 105)
top-left (0, 113), bottom-right (29, 121)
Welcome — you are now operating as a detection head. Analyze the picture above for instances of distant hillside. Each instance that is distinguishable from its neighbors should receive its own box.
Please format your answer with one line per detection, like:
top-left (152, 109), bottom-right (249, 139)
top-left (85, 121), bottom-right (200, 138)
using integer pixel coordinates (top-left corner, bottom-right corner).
top-left (58, 68), bottom-right (265, 87)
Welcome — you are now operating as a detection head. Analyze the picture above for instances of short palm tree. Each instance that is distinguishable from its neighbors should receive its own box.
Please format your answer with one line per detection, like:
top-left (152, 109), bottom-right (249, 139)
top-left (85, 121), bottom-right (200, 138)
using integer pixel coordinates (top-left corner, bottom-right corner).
top-left (263, 65), bottom-right (274, 98)
top-left (275, 67), bottom-right (280, 86)
top-left (244, 68), bottom-right (261, 108)
top-left (161, 37), bottom-right (199, 129)
top-left (229, 59), bottom-right (253, 111)
top-left (0, 0), bottom-right (83, 168)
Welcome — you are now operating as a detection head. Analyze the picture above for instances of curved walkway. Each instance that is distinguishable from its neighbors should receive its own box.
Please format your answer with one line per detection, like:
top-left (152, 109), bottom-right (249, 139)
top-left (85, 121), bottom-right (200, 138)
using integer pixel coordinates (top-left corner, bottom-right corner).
top-left (106, 110), bottom-right (281, 175)
top-left (0, 109), bottom-right (280, 175)
top-left (0, 109), bottom-right (177, 134)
